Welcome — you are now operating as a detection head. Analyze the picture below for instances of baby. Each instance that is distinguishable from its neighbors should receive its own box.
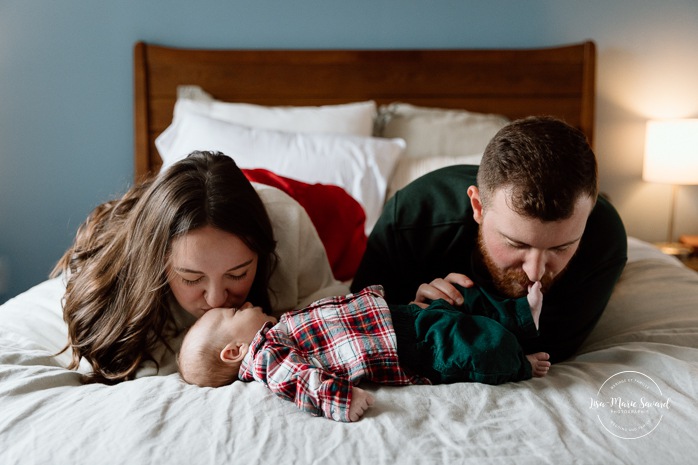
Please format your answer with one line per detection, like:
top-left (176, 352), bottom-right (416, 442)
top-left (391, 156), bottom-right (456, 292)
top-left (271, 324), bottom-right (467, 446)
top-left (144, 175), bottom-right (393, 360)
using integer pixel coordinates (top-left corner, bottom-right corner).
top-left (178, 285), bottom-right (550, 422)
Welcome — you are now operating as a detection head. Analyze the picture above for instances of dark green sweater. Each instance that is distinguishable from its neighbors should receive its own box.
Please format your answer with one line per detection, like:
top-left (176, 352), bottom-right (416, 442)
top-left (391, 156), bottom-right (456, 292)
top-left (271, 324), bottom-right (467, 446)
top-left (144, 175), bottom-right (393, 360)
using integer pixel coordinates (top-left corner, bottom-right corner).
top-left (351, 165), bottom-right (627, 363)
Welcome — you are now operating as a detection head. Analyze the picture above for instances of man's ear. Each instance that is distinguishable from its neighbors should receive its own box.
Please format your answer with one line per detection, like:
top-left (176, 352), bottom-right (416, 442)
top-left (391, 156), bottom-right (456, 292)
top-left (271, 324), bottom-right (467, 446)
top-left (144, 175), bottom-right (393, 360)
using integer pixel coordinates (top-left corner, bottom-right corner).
top-left (467, 186), bottom-right (484, 224)
top-left (220, 342), bottom-right (249, 365)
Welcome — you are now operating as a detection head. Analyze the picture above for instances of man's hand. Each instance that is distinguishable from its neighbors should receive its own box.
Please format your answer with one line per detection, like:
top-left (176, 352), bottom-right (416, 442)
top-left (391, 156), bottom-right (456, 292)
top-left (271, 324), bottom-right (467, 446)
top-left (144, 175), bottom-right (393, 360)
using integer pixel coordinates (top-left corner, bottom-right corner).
top-left (410, 273), bottom-right (474, 308)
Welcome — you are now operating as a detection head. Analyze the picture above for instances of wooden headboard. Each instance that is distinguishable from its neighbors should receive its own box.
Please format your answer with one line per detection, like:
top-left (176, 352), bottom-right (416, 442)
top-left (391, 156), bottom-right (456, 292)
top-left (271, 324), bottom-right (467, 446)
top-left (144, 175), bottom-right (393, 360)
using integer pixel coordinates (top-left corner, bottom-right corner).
top-left (134, 41), bottom-right (596, 181)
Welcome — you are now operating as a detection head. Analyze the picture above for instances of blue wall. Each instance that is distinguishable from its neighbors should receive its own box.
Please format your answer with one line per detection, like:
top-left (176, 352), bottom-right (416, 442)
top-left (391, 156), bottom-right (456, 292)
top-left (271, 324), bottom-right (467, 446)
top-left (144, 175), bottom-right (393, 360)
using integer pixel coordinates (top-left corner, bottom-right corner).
top-left (2, 1), bottom-right (698, 302)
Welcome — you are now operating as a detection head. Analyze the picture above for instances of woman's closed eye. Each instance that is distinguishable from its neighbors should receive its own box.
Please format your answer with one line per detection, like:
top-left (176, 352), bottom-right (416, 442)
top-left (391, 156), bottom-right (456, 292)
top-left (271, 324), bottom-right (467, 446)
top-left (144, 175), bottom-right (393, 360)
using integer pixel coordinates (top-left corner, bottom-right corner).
top-left (226, 271), bottom-right (248, 281)
top-left (181, 271), bottom-right (247, 285)
top-left (181, 276), bottom-right (204, 286)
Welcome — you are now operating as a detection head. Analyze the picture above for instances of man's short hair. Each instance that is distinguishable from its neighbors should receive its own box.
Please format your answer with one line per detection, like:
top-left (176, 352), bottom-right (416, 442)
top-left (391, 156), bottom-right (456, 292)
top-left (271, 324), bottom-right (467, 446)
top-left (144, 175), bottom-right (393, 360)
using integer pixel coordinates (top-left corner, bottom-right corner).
top-left (477, 116), bottom-right (598, 221)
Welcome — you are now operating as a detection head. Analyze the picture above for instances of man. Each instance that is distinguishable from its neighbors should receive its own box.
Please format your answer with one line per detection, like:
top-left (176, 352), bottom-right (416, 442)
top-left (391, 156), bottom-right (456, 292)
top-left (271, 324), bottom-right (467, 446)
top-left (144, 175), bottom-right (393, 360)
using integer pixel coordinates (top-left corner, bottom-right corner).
top-left (351, 116), bottom-right (627, 363)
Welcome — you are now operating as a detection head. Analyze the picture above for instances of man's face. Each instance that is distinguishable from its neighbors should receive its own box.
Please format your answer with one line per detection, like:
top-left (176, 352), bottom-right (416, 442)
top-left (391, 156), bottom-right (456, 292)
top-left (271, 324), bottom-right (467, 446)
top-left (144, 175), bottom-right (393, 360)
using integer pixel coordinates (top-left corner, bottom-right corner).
top-left (468, 186), bottom-right (594, 298)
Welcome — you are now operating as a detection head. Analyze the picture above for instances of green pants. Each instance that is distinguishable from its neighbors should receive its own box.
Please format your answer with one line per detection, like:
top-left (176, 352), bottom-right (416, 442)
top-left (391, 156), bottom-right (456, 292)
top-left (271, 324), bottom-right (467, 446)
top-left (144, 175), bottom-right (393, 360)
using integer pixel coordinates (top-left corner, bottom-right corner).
top-left (390, 293), bottom-right (535, 385)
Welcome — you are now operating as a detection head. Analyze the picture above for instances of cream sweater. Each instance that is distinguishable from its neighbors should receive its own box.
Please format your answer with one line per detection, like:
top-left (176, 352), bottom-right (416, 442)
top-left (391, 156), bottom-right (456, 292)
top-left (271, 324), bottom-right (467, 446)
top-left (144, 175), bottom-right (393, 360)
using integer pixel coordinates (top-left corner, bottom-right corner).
top-left (254, 183), bottom-right (350, 315)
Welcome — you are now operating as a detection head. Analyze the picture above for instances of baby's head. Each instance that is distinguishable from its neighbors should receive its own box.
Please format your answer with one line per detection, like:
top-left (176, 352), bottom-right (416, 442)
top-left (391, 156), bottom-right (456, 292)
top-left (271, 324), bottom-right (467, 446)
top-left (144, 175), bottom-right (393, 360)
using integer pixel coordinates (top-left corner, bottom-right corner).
top-left (178, 304), bottom-right (277, 387)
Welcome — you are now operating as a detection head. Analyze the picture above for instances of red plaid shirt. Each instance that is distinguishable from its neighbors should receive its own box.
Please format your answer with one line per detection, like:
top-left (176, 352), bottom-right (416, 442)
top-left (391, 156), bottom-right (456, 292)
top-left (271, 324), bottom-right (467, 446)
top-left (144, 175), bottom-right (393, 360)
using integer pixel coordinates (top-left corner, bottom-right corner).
top-left (238, 286), bottom-right (428, 422)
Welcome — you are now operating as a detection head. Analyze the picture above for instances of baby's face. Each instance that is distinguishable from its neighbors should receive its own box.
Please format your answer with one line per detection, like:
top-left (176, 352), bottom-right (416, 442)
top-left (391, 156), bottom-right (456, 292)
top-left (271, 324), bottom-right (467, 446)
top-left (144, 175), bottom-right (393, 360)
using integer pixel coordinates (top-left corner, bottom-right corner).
top-left (201, 304), bottom-right (278, 346)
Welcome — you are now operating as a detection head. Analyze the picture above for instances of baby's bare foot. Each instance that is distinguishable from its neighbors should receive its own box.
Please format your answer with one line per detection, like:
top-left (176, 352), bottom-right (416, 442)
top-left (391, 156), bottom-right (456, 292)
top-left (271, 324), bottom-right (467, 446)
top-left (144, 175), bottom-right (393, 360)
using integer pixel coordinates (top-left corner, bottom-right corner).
top-left (526, 352), bottom-right (551, 377)
top-left (348, 387), bottom-right (375, 422)
top-left (527, 281), bottom-right (543, 329)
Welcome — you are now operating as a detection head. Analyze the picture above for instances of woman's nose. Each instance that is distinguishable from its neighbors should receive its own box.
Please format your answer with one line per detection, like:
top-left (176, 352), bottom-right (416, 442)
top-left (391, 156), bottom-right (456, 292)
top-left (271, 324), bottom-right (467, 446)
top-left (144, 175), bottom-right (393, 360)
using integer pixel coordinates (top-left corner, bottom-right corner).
top-left (204, 283), bottom-right (228, 308)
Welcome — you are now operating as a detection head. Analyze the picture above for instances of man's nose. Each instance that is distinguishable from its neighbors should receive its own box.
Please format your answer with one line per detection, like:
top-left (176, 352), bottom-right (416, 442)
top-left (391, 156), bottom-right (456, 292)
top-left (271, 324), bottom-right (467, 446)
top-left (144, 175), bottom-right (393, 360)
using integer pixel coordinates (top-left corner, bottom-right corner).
top-left (522, 249), bottom-right (546, 282)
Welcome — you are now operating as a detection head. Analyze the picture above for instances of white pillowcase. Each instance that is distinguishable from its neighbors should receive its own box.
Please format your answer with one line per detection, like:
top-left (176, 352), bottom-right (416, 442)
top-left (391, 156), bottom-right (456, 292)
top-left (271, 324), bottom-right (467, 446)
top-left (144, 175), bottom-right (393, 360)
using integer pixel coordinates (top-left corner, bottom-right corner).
top-left (376, 102), bottom-right (509, 158)
top-left (386, 153), bottom-right (484, 201)
top-left (176, 85), bottom-right (377, 137)
top-left (155, 111), bottom-right (405, 235)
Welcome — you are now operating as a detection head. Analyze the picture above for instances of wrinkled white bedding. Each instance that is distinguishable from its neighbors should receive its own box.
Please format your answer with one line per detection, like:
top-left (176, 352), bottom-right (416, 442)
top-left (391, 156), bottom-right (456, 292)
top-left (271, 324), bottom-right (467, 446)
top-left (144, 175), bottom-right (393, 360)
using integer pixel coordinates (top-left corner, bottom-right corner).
top-left (1, 238), bottom-right (696, 465)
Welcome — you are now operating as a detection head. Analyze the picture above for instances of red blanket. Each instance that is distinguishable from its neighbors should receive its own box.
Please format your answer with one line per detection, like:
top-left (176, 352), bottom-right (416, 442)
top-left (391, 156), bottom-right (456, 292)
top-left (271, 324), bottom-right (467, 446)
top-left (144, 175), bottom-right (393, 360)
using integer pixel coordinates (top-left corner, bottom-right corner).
top-left (243, 169), bottom-right (367, 282)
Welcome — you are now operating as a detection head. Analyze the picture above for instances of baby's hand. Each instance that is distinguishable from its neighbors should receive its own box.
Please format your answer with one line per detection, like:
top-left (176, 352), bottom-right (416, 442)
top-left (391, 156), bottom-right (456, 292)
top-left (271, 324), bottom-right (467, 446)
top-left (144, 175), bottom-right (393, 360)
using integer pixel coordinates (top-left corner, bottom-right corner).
top-left (527, 281), bottom-right (543, 329)
top-left (348, 387), bottom-right (375, 422)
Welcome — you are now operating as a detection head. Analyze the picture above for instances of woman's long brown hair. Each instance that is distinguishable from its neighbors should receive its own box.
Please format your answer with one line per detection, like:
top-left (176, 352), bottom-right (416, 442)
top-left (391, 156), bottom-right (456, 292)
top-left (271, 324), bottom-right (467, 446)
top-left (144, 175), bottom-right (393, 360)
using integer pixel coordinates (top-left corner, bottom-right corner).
top-left (53, 152), bottom-right (277, 384)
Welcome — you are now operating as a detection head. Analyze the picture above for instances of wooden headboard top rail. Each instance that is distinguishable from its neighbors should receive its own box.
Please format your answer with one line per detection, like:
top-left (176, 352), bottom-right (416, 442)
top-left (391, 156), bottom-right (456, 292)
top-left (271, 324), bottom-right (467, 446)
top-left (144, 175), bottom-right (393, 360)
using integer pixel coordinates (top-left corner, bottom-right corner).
top-left (134, 41), bottom-right (595, 180)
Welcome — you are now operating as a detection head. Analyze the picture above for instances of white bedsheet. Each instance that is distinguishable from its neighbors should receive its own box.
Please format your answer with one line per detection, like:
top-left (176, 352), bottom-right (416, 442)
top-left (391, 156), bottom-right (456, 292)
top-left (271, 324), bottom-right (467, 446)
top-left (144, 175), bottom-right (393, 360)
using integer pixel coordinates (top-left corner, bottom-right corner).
top-left (1, 238), bottom-right (697, 464)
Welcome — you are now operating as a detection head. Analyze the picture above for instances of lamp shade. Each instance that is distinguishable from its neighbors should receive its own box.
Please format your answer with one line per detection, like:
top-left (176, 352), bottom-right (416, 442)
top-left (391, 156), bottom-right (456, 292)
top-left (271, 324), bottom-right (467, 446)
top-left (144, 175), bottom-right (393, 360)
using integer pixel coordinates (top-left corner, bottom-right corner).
top-left (643, 119), bottom-right (698, 185)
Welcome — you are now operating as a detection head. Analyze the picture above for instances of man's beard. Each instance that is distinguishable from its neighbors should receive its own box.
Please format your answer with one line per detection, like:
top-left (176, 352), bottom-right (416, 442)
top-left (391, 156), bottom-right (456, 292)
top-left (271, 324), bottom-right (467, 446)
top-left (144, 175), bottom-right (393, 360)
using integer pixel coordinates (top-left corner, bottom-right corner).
top-left (477, 229), bottom-right (560, 298)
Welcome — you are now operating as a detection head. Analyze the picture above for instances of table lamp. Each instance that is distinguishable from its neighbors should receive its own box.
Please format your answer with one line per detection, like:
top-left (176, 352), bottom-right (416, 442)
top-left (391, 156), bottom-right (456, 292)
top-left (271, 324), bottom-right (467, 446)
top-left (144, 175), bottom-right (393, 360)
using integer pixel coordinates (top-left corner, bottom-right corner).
top-left (642, 119), bottom-right (698, 255)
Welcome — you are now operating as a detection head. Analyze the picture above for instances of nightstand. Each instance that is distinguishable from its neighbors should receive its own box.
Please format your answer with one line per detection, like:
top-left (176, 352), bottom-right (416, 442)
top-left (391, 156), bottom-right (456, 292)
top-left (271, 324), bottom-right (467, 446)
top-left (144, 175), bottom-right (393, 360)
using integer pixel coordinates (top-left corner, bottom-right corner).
top-left (679, 235), bottom-right (698, 272)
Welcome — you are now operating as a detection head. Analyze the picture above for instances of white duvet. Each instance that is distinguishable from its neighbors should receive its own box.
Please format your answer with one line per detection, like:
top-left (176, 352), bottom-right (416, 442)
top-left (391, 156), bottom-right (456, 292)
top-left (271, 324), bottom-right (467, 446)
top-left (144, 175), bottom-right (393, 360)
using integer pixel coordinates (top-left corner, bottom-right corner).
top-left (1, 238), bottom-right (697, 465)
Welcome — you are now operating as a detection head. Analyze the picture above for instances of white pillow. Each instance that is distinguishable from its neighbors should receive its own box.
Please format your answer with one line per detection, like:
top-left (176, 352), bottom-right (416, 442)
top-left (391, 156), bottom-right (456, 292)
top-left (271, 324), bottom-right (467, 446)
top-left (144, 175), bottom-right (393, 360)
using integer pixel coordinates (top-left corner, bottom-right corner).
top-left (386, 153), bottom-right (483, 201)
top-left (175, 85), bottom-right (376, 137)
top-left (376, 102), bottom-right (509, 158)
top-left (155, 112), bottom-right (405, 235)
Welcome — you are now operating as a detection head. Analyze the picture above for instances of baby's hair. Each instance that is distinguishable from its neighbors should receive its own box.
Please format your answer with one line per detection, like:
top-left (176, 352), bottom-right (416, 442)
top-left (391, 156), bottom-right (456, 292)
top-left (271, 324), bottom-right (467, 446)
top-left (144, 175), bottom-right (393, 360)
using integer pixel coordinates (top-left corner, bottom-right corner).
top-left (177, 326), bottom-right (239, 388)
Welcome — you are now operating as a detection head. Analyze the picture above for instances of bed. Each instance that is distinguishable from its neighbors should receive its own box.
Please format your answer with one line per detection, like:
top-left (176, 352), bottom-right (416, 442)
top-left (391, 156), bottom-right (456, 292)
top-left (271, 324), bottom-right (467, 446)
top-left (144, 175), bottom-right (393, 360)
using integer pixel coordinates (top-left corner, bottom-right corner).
top-left (2, 41), bottom-right (697, 464)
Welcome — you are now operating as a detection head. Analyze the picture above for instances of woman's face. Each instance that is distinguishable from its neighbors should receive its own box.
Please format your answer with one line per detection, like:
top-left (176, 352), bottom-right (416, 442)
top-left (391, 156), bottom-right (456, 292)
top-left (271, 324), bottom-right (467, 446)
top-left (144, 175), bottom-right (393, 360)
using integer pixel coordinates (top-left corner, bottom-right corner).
top-left (167, 225), bottom-right (258, 319)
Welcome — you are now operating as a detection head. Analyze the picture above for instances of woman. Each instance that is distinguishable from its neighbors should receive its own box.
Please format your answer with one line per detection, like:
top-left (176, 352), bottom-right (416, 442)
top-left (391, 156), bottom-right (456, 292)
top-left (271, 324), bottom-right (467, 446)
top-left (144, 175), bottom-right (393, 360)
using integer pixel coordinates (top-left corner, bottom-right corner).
top-left (53, 151), bottom-right (347, 384)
